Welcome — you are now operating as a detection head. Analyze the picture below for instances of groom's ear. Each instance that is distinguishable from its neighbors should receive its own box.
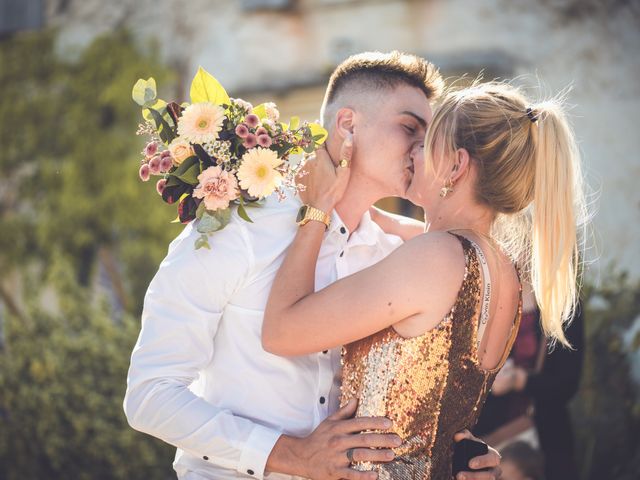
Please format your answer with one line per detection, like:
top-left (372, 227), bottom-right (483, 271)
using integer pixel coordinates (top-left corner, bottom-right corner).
top-left (334, 108), bottom-right (355, 140)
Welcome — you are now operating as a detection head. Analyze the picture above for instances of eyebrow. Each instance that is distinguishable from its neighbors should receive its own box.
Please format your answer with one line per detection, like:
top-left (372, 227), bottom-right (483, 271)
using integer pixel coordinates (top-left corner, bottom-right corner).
top-left (400, 111), bottom-right (427, 128)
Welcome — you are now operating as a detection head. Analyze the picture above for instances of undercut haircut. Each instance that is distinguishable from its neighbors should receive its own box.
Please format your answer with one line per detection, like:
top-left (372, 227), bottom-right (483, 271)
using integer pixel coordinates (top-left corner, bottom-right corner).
top-left (321, 51), bottom-right (444, 126)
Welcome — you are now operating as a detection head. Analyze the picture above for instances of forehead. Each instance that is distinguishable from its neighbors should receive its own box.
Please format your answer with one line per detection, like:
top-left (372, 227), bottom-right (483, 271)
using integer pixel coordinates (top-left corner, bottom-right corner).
top-left (380, 84), bottom-right (433, 124)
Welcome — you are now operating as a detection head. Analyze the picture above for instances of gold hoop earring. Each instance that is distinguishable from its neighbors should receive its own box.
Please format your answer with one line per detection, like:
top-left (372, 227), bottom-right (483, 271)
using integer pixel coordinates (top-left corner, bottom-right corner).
top-left (440, 179), bottom-right (454, 198)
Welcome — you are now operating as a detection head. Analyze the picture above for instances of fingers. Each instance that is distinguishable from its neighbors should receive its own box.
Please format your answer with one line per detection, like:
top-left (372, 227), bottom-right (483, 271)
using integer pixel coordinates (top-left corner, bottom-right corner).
top-left (350, 448), bottom-right (395, 463)
top-left (338, 468), bottom-right (378, 480)
top-left (456, 467), bottom-right (501, 480)
top-left (328, 398), bottom-right (358, 421)
top-left (336, 415), bottom-right (393, 434)
top-left (453, 429), bottom-right (475, 442)
top-left (343, 433), bottom-right (402, 450)
top-left (469, 448), bottom-right (501, 470)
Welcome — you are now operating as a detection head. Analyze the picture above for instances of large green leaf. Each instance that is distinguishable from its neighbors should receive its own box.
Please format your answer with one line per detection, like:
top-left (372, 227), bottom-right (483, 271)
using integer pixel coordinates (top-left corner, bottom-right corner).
top-left (252, 103), bottom-right (267, 120)
top-left (189, 66), bottom-right (230, 106)
top-left (132, 77), bottom-right (157, 107)
top-left (142, 99), bottom-right (167, 122)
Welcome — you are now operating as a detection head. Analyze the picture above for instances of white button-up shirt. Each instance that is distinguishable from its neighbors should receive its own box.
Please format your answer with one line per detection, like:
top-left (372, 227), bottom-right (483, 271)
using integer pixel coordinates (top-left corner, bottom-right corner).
top-left (124, 195), bottom-right (403, 480)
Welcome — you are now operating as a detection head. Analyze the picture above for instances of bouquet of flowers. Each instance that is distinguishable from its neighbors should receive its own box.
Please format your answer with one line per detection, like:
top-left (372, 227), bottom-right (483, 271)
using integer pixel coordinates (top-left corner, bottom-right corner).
top-left (132, 67), bottom-right (327, 249)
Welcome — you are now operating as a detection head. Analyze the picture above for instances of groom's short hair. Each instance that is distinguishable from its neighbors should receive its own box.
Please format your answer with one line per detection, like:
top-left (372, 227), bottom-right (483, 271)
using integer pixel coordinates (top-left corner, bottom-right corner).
top-left (321, 51), bottom-right (443, 126)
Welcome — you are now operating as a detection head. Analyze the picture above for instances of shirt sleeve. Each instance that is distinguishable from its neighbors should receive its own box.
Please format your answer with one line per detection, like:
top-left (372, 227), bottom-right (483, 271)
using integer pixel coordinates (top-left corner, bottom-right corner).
top-left (123, 222), bottom-right (282, 479)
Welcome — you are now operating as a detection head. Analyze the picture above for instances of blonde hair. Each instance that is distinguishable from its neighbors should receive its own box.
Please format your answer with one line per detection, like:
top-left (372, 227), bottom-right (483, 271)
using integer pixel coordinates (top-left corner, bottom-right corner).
top-left (425, 82), bottom-right (586, 346)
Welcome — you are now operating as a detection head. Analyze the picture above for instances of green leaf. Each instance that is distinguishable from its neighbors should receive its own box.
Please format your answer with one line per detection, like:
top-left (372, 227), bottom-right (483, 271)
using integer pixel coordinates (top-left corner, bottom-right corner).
top-left (195, 234), bottom-right (211, 250)
top-left (189, 66), bottom-right (230, 105)
top-left (146, 106), bottom-right (176, 144)
top-left (308, 122), bottom-right (328, 145)
top-left (132, 77), bottom-right (157, 107)
top-left (237, 197), bottom-right (254, 223)
top-left (251, 103), bottom-right (267, 120)
top-left (196, 201), bottom-right (206, 220)
top-left (173, 155), bottom-right (199, 177)
top-left (197, 212), bottom-right (222, 233)
top-left (175, 162), bottom-right (201, 185)
top-left (288, 116), bottom-right (300, 130)
top-left (142, 99), bottom-right (167, 122)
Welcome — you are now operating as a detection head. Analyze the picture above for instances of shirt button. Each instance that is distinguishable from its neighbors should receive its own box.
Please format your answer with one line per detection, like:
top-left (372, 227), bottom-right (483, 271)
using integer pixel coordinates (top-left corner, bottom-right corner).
top-left (203, 456), bottom-right (209, 460)
top-left (319, 396), bottom-right (326, 404)
top-left (340, 226), bottom-right (347, 234)
top-left (322, 350), bottom-right (328, 354)
top-left (247, 469), bottom-right (255, 475)
top-left (339, 251), bottom-right (344, 257)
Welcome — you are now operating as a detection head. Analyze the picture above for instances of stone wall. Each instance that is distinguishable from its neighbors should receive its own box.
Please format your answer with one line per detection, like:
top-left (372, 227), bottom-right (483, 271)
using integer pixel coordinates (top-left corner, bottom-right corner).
top-left (43, 0), bottom-right (640, 277)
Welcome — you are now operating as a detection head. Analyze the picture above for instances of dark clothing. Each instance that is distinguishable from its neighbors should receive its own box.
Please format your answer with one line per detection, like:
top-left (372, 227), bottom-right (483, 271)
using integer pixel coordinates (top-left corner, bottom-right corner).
top-left (475, 304), bottom-right (584, 480)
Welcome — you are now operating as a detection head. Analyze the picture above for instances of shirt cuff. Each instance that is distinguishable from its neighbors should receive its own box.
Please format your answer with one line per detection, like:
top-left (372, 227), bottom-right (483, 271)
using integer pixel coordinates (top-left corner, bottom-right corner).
top-left (237, 423), bottom-right (282, 479)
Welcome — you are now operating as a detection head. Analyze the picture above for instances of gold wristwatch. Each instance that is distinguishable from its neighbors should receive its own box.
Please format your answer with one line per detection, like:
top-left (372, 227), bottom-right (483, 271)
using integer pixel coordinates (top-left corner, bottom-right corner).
top-left (296, 205), bottom-right (331, 229)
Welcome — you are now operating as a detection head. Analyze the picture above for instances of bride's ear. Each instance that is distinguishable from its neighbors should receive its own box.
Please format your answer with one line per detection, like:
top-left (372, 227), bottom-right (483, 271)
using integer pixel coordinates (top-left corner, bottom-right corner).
top-left (451, 148), bottom-right (471, 183)
top-left (334, 108), bottom-right (355, 140)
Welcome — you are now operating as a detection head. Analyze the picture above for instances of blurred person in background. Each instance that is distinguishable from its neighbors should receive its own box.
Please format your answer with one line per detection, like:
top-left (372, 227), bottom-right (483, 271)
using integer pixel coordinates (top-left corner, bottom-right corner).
top-left (474, 281), bottom-right (584, 480)
top-left (499, 441), bottom-right (545, 480)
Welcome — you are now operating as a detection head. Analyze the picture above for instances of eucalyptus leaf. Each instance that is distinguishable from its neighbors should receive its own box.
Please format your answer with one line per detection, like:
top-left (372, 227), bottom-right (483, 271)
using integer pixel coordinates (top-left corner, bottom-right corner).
top-left (197, 211), bottom-right (222, 234)
top-left (190, 66), bottom-right (230, 105)
top-left (132, 77), bottom-right (157, 107)
top-left (195, 234), bottom-right (211, 250)
top-left (196, 201), bottom-right (206, 220)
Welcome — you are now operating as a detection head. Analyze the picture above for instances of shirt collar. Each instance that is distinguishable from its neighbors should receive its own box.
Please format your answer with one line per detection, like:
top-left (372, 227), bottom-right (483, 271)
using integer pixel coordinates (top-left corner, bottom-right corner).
top-left (328, 209), bottom-right (380, 247)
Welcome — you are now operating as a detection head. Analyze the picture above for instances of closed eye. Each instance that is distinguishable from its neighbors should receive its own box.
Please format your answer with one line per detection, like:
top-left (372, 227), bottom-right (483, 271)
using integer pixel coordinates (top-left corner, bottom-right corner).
top-left (403, 125), bottom-right (416, 135)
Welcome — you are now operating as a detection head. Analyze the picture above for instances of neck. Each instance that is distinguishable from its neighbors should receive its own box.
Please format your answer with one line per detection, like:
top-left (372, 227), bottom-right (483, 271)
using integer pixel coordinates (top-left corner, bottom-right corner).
top-left (335, 175), bottom-right (385, 232)
top-left (425, 199), bottom-right (494, 238)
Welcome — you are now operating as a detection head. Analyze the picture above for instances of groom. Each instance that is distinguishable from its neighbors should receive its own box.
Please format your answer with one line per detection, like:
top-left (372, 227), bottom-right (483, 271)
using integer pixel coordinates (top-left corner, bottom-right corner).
top-left (124, 51), bottom-right (501, 480)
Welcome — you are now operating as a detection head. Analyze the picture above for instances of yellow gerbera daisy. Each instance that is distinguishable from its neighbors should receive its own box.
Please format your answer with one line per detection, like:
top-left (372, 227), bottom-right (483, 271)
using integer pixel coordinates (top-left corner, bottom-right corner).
top-left (177, 102), bottom-right (225, 144)
top-left (237, 148), bottom-right (283, 198)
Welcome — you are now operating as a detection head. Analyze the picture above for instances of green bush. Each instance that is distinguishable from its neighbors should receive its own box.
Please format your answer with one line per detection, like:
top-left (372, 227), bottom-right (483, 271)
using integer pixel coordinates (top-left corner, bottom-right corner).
top-left (0, 260), bottom-right (175, 479)
top-left (573, 268), bottom-right (640, 479)
top-left (0, 28), bottom-right (182, 479)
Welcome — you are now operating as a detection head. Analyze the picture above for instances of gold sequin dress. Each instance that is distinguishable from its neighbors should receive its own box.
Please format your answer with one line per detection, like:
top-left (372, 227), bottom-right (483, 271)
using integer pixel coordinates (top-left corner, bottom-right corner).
top-left (340, 234), bottom-right (522, 479)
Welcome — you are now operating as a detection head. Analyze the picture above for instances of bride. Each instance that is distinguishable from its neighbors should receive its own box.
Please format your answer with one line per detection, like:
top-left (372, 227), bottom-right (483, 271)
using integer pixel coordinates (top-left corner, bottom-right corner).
top-left (262, 82), bottom-right (586, 479)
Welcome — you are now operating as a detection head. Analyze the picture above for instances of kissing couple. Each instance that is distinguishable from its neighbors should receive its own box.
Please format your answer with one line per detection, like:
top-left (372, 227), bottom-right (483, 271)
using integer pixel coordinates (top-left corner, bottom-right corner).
top-left (125, 51), bottom-right (584, 480)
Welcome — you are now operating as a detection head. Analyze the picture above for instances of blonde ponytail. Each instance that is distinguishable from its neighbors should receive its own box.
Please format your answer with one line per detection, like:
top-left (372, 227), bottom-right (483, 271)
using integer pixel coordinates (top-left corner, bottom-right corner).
top-left (426, 82), bottom-right (586, 347)
top-left (530, 101), bottom-right (584, 346)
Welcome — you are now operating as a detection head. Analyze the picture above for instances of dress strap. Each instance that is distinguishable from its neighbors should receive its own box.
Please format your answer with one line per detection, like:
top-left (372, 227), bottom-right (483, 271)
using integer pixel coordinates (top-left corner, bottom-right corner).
top-left (466, 239), bottom-right (492, 349)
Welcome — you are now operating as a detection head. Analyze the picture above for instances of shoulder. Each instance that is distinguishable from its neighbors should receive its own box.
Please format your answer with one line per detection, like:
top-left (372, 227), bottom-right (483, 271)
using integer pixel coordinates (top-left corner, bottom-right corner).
top-left (400, 231), bottom-right (466, 268)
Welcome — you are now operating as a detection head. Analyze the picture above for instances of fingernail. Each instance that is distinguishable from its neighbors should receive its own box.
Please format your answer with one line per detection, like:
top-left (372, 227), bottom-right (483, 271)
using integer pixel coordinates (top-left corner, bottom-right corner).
top-left (386, 450), bottom-right (395, 460)
top-left (470, 460), bottom-right (478, 469)
top-left (393, 436), bottom-right (402, 446)
top-left (458, 474), bottom-right (466, 480)
top-left (383, 419), bottom-right (392, 428)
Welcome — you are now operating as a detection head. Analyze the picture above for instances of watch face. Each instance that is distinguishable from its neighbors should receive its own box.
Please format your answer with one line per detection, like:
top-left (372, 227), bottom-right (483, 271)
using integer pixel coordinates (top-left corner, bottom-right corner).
top-left (296, 205), bottom-right (308, 224)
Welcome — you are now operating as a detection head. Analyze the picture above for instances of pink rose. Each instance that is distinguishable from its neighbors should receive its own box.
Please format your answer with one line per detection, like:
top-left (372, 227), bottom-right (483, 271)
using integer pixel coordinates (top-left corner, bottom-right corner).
top-left (257, 134), bottom-right (272, 148)
top-left (193, 166), bottom-right (239, 211)
top-left (243, 133), bottom-right (258, 149)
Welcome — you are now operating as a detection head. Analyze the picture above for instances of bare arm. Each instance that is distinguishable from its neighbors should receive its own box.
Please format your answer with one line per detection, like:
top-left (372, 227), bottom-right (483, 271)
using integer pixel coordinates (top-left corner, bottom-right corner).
top-left (369, 206), bottom-right (425, 241)
top-left (263, 219), bottom-right (465, 356)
